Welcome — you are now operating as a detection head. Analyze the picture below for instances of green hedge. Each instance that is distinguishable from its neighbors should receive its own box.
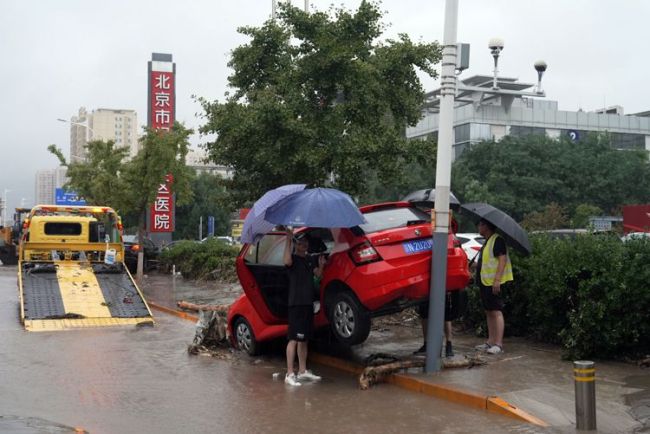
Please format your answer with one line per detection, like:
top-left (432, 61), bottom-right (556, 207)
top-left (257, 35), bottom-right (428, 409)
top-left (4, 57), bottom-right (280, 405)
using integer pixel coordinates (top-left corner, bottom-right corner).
top-left (463, 234), bottom-right (650, 359)
top-left (159, 239), bottom-right (239, 282)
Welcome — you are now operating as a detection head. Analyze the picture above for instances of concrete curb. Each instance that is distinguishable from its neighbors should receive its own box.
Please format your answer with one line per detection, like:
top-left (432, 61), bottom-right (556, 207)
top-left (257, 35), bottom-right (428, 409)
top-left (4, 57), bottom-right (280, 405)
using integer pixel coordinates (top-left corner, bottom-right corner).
top-left (149, 302), bottom-right (548, 427)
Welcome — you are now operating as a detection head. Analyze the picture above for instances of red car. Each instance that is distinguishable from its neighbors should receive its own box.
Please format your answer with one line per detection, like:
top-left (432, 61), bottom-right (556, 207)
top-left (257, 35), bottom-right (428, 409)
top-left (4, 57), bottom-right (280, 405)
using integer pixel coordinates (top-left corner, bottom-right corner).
top-left (227, 201), bottom-right (470, 355)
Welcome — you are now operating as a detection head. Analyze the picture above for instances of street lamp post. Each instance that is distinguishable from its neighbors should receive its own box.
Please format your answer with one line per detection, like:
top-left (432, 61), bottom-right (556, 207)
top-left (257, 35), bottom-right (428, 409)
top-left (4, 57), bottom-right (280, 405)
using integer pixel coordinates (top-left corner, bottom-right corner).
top-left (425, 0), bottom-right (459, 373)
top-left (57, 118), bottom-right (95, 163)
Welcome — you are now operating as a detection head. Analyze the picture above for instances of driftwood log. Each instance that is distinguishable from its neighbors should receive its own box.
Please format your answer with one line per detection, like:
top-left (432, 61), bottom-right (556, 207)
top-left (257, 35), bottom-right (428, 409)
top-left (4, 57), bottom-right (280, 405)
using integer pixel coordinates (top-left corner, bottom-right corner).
top-left (359, 354), bottom-right (487, 390)
top-left (177, 300), bottom-right (230, 312)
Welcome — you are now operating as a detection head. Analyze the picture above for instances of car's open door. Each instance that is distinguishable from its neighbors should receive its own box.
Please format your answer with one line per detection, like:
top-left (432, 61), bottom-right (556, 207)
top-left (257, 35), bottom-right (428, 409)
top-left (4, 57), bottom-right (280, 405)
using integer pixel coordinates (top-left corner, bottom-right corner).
top-left (236, 233), bottom-right (289, 325)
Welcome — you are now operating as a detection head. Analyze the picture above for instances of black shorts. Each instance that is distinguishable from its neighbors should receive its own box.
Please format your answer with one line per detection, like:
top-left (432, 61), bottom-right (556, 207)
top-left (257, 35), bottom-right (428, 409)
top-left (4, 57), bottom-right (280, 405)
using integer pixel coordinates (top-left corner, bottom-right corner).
top-left (479, 284), bottom-right (504, 311)
top-left (287, 305), bottom-right (314, 342)
top-left (417, 290), bottom-right (467, 321)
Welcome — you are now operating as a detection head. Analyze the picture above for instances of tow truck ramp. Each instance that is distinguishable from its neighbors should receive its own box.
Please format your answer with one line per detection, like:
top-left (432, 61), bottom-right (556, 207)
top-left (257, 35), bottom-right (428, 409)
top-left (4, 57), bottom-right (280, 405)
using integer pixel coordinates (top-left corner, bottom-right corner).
top-left (17, 205), bottom-right (154, 331)
top-left (20, 262), bottom-right (153, 331)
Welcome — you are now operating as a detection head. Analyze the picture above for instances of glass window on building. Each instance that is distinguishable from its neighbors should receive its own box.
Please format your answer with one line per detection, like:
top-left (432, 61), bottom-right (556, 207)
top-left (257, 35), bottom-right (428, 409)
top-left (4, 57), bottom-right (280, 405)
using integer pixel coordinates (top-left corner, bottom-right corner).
top-left (610, 133), bottom-right (645, 150)
top-left (509, 126), bottom-right (546, 137)
top-left (454, 123), bottom-right (470, 143)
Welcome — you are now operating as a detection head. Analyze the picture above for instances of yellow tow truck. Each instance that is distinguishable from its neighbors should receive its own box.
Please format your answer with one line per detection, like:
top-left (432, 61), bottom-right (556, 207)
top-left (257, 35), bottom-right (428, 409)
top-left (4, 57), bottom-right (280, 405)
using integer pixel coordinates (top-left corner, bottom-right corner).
top-left (18, 205), bottom-right (154, 331)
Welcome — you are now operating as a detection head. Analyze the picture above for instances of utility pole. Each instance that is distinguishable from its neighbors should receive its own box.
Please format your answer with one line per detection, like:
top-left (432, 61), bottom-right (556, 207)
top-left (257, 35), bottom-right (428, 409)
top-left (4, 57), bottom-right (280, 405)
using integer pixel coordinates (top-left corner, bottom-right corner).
top-left (425, 0), bottom-right (458, 373)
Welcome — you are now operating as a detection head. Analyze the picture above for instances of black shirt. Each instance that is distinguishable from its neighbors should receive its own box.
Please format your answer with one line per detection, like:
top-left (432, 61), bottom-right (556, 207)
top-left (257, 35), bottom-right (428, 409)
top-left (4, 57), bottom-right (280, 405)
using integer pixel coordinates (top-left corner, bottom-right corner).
top-left (287, 254), bottom-right (316, 306)
top-left (476, 235), bottom-right (507, 283)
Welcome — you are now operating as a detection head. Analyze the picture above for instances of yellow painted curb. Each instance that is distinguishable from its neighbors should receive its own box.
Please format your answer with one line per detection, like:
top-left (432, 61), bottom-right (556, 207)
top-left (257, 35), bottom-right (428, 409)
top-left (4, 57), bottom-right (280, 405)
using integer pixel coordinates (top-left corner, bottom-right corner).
top-left (149, 303), bottom-right (548, 427)
top-left (487, 397), bottom-right (549, 427)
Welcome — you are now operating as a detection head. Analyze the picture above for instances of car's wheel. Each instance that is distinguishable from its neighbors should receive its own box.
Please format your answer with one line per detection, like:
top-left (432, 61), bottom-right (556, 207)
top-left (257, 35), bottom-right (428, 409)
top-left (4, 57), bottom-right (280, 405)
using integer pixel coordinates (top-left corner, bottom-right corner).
top-left (234, 317), bottom-right (259, 356)
top-left (327, 291), bottom-right (371, 346)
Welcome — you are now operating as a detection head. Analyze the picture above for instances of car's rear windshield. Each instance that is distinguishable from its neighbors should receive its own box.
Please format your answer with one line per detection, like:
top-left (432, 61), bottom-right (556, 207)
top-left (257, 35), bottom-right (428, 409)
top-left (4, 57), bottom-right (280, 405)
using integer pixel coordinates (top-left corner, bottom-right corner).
top-left (358, 207), bottom-right (431, 234)
top-left (44, 222), bottom-right (82, 236)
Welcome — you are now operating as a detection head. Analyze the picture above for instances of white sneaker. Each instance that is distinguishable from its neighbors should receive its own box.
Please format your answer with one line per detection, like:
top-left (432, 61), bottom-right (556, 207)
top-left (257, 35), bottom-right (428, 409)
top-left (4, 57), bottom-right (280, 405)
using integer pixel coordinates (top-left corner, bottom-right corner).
top-left (486, 345), bottom-right (503, 355)
top-left (475, 342), bottom-right (491, 351)
top-left (284, 373), bottom-right (301, 386)
top-left (297, 370), bottom-right (322, 382)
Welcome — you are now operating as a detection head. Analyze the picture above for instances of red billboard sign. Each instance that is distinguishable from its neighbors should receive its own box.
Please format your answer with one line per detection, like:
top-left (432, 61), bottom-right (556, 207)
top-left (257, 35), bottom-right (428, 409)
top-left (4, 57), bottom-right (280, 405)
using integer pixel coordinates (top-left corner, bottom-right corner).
top-left (150, 174), bottom-right (174, 233)
top-left (150, 71), bottom-right (175, 130)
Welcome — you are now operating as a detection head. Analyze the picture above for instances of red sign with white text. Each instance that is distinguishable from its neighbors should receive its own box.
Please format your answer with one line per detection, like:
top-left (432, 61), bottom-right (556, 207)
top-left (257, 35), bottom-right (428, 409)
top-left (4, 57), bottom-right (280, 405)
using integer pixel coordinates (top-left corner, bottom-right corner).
top-left (150, 71), bottom-right (175, 130)
top-left (150, 174), bottom-right (174, 232)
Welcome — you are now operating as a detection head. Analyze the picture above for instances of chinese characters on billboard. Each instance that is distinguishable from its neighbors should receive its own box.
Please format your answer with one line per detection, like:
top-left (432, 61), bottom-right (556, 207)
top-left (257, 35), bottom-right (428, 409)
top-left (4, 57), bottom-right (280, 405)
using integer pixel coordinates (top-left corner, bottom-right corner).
top-left (150, 71), bottom-right (175, 130)
top-left (149, 174), bottom-right (174, 233)
top-left (148, 53), bottom-right (176, 234)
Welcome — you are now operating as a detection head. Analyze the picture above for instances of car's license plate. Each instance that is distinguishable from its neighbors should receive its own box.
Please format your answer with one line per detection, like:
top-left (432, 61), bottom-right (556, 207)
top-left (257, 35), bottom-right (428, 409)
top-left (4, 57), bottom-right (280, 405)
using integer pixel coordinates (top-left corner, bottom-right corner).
top-left (402, 239), bottom-right (432, 254)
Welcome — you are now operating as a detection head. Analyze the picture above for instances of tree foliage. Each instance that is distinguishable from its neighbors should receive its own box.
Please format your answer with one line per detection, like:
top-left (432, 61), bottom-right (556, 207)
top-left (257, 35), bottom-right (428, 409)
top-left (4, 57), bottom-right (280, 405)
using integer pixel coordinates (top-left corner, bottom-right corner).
top-left (48, 140), bottom-right (130, 208)
top-left (198, 1), bottom-right (441, 205)
top-left (49, 123), bottom-right (195, 278)
top-left (521, 203), bottom-right (568, 231)
top-left (452, 134), bottom-right (650, 222)
top-left (174, 172), bottom-right (233, 240)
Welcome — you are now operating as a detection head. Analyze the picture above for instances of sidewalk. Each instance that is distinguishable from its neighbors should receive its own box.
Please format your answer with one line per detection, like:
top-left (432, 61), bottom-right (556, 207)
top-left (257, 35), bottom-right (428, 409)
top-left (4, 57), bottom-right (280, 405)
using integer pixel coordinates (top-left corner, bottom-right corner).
top-left (321, 324), bottom-right (649, 433)
top-left (141, 273), bottom-right (650, 432)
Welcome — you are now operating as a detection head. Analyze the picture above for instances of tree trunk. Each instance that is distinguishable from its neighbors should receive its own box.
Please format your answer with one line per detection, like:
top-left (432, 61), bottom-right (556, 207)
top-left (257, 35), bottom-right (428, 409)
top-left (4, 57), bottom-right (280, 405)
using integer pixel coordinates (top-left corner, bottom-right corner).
top-left (359, 355), bottom-right (487, 390)
top-left (177, 300), bottom-right (230, 312)
top-left (136, 210), bottom-right (145, 282)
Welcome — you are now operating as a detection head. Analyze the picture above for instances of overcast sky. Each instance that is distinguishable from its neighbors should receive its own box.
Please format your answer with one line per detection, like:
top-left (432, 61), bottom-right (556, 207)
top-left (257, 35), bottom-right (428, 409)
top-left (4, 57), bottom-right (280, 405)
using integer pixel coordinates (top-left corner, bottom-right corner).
top-left (1, 0), bottom-right (649, 213)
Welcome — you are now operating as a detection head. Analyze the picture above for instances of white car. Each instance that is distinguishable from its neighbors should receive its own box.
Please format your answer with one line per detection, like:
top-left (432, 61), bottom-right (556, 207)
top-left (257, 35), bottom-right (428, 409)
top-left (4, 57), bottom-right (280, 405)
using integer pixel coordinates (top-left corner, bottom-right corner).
top-left (455, 233), bottom-right (485, 262)
top-left (621, 232), bottom-right (650, 242)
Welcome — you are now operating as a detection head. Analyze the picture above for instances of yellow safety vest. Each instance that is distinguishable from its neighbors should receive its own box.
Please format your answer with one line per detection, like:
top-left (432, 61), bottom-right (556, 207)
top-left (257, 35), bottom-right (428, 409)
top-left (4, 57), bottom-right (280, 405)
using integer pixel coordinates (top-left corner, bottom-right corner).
top-left (480, 234), bottom-right (513, 286)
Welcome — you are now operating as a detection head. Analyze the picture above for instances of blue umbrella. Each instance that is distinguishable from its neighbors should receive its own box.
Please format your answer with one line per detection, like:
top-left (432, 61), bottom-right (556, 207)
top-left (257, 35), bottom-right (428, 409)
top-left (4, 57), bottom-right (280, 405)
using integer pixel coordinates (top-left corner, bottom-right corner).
top-left (241, 184), bottom-right (306, 244)
top-left (265, 188), bottom-right (366, 228)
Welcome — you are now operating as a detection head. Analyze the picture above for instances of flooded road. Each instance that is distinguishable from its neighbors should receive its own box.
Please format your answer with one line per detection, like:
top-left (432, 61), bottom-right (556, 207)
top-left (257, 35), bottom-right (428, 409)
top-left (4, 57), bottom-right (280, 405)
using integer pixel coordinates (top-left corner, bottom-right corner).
top-left (0, 266), bottom-right (548, 433)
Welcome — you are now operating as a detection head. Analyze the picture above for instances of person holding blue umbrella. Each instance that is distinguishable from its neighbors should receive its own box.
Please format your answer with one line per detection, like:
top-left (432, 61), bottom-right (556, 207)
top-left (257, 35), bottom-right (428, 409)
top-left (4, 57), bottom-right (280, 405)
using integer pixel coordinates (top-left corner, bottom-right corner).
top-left (282, 227), bottom-right (326, 386)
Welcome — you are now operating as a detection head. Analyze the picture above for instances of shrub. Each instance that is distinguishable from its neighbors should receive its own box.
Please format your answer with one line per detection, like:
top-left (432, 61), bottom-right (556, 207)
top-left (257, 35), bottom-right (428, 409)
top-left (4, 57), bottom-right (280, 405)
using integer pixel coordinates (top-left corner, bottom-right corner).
top-left (463, 233), bottom-right (650, 360)
top-left (159, 239), bottom-right (239, 282)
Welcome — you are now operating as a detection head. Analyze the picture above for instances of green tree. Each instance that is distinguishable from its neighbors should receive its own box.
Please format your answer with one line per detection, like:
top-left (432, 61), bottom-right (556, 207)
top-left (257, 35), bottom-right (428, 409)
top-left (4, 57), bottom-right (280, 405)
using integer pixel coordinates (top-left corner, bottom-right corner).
top-left (48, 140), bottom-right (130, 208)
top-left (571, 203), bottom-right (603, 229)
top-left (521, 203), bottom-right (569, 231)
top-left (49, 123), bottom-right (195, 280)
top-left (452, 134), bottom-right (650, 221)
top-left (174, 172), bottom-right (233, 240)
top-left (121, 124), bottom-right (194, 278)
top-left (198, 1), bottom-right (441, 205)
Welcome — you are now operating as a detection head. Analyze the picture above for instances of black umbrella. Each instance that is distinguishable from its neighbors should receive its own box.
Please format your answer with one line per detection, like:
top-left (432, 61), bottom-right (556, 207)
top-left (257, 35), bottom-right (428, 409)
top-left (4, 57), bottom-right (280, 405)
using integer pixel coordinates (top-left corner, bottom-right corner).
top-left (401, 188), bottom-right (461, 210)
top-left (460, 202), bottom-right (532, 256)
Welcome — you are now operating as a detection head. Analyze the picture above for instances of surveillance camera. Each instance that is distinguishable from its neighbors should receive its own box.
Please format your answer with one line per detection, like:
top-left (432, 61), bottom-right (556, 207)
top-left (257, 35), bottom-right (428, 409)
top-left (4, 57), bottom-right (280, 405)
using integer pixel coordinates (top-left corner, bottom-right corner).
top-left (534, 60), bottom-right (547, 72)
top-left (488, 38), bottom-right (504, 50)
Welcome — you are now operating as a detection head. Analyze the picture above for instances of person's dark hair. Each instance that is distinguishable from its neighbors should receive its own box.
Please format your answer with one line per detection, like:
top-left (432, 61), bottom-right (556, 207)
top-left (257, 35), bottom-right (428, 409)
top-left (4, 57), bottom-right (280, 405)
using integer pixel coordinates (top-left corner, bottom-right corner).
top-left (479, 218), bottom-right (496, 232)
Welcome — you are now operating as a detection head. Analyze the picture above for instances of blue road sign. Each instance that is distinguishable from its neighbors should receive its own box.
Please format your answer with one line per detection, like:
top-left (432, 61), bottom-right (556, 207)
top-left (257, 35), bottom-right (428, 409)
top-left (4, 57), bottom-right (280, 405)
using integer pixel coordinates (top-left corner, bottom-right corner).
top-left (55, 188), bottom-right (86, 205)
top-left (207, 216), bottom-right (215, 237)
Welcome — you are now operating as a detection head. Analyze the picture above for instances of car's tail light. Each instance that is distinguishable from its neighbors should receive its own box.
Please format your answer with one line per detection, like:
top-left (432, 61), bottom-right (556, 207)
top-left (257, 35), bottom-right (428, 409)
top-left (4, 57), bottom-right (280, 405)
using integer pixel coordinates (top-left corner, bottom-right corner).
top-left (349, 241), bottom-right (382, 265)
top-left (131, 244), bottom-right (141, 252)
top-left (452, 238), bottom-right (461, 248)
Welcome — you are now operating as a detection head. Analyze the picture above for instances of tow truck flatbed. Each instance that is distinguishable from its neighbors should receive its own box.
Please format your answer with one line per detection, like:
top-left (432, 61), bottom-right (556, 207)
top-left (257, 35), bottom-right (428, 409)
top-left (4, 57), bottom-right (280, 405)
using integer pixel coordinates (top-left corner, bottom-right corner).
top-left (18, 205), bottom-right (154, 331)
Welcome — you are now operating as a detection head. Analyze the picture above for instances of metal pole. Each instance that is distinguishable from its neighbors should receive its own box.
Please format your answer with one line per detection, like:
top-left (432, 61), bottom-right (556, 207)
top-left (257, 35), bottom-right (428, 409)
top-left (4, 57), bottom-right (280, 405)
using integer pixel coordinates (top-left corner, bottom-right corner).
top-left (425, 0), bottom-right (458, 373)
top-left (304, 0), bottom-right (309, 12)
top-left (574, 361), bottom-right (597, 431)
top-left (199, 215), bottom-right (203, 240)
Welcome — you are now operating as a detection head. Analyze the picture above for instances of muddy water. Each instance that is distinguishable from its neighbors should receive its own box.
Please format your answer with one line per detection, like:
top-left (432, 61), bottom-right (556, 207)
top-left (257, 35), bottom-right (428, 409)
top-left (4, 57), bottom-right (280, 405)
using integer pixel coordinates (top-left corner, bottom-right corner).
top-left (0, 267), bottom-right (550, 433)
top-left (141, 272), bottom-right (242, 309)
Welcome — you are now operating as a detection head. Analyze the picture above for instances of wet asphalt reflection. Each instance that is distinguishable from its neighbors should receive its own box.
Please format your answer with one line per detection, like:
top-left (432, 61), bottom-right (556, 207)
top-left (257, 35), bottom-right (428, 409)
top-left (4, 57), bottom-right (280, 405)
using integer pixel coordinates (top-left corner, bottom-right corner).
top-left (0, 266), bottom-right (550, 433)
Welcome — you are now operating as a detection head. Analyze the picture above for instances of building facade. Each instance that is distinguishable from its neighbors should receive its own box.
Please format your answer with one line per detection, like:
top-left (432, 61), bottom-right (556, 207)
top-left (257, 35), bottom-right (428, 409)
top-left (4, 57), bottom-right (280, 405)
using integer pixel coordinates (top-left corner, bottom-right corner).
top-left (34, 167), bottom-right (68, 205)
top-left (67, 107), bottom-right (139, 162)
top-left (186, 148), bottom-right (233, 179)
top-left (89, 108), bottom-right (139, 158)
top-left (406, 75), bottom-right (650, 160)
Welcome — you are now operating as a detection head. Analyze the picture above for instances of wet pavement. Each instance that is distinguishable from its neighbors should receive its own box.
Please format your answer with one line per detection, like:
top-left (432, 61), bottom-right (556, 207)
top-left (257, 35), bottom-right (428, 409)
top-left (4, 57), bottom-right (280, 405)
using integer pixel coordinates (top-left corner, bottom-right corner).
top-left (1, 266), bottom-right (552, 434)
top-left (141, 272), bottom-right (650, 433)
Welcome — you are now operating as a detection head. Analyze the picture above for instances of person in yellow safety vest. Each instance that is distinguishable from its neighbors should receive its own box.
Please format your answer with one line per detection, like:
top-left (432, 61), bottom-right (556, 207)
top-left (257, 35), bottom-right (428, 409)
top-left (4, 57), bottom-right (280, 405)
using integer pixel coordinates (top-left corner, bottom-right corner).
top-left (473, 218), bottom-right (513, 355)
